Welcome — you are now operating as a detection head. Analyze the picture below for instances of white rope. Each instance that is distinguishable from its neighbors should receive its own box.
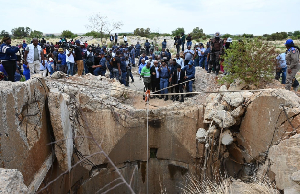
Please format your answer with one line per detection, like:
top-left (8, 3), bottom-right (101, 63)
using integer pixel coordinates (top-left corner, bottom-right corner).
top-left (146, 93), bottom-right (149, 194)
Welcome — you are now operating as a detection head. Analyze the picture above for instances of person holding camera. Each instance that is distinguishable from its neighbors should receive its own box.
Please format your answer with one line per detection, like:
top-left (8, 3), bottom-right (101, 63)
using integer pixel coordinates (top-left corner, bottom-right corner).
top-left (0, 35), bottom-right (20, 82)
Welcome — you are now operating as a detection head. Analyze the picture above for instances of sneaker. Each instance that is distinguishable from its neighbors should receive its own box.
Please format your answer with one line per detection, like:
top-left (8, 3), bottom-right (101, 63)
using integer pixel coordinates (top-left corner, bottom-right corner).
top-left (179, 99), bottom-right (184, 102)
top-left (170, 96), bottom-right (174, 101)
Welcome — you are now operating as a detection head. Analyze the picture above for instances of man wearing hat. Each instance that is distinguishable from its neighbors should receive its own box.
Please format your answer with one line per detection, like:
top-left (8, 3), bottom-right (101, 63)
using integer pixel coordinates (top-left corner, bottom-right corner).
top-left (0, 35), bottom-right (20, 81)
top-left (209, 32), bottom-right (223, 75)
top-left (57, 48), bottom-right (67, 73)
top-left (24, 38), bottom-right (45, 77)
top-left (182, 60), bottom-right (195, 97)
top-left (285, 39), bottom-right (300, 90)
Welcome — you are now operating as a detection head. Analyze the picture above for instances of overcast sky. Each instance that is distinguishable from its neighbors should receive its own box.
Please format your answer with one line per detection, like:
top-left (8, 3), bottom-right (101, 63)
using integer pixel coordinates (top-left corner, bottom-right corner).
top-left (3, 0), bottom-right (300, 36)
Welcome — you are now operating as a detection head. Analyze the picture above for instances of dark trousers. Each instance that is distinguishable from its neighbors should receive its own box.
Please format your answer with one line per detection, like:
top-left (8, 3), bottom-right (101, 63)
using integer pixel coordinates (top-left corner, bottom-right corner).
top-left (2, 60), bottom-right (16, 82)
top-left (151, 78), bottom-right (160, 94)
top-left (175, 83), bottom-right (184, 99)
top-left (176, 45), bottom-right (180, 54)
top-left (184, 60), bottom-right (190, 66)
top-left (146, 48), bottom-right (150, 56)
top-left (182, 42), bottom-right (185, 51)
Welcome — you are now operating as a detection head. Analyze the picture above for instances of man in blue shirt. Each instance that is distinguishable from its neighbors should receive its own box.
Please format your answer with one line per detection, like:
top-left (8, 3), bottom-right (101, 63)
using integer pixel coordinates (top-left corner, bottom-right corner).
top-left (57, 48), bottom-right (67, 73)
top-left (22, 40), bottom-right (27, 49)
top-left (162, 39), bottom-right (167, 49)
top-left (182, 60), bottom-right (195, 97)
top-left (135, 42), bottom-right (141, 57)
top-left (130, 45), bottom-right (135, 66)
top-left (275, 52), bottom-right (287, 84)
top-left (197, 43), bottom-right (206, 68)
top-left (139, 53), bottom-right (148, 65)
top-left (93, 52), bottom-right (107, 76)
top-left (138, 59), bottom-right (147, 75)
top-left (0, 35), bottom-right (20, 82)
top-left (144, 40), bottom-right (150, 56)
top-left (204, 44), bottom-right (211, 71)
top-left (120, 56), bottom-right (128, 86)
top-left (158, 59), bottom-right (171, 101)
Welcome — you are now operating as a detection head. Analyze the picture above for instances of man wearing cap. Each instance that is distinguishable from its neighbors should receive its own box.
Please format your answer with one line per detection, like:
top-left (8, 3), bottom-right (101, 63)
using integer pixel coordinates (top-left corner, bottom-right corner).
top-left (0, 35), bottom-right (20, 82)
top-left (24, 38), bottom-right (45, 77)
top-left (285, 39), bottom-right (300, 90)
top-left (182, 60), bottom-right (195, 97)
top-left (209, 32), bottom-right (223, 75)
top-left (93, 52), bottom-right (107, 76)
top-left (158, 59), bottom-right (171, 101)
top-left (73, 40), bottom-right (84, 76)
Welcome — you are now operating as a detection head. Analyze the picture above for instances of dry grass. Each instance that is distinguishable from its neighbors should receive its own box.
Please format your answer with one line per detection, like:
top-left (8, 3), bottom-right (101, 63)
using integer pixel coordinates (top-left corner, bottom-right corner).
top-left (179, 174), bottom-right (279, 194)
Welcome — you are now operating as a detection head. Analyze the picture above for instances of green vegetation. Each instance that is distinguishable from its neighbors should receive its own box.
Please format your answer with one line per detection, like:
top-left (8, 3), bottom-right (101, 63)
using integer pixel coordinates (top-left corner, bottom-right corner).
top-left (190, 27), bottom-right (205, 40)
top-left (11, 27), bottom-right (31, 38)
top-left (133, 28), bottom-right (151, 37)
top-left (221, 38), bottom-right (278, 86)
top-left (61, 30), bottom-right (77, 38)
top-left (171, 27), bottom-right (185, 36)
top-left (30, 30), bottom-right (43, 38)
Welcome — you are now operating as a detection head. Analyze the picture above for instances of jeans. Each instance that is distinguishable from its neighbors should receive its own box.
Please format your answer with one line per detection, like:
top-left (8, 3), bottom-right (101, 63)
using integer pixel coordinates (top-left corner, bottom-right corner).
top-left (112, 68), bottom-right (120, 80)
top-left (276, 67), bottom-right (287, 84)
top-left (67, 62), bottom-right (74, 76)
top-left (199, 56), bottom-right (206, 68)
top-left (186, 77), bottom-right (194, 92)
top-left (94, 67), bottom-right (106, 76)
top-left (83, 59), bottom-right (89, 74)
top-left (160, 78), bottom-right (169, 94)
top-left (187, 41), bottom-right (192, 47)
top-left (205, 57), bottom-right (209, 71)
top-left (121, 71), bottom-right (127, 86)
top-left (131, 55), bottom-right (135, 65)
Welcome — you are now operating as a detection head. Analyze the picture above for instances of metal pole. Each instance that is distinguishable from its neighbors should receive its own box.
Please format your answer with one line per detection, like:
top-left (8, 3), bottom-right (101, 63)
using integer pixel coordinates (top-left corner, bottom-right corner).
top-left (146, 94), bottom-right (149, 194)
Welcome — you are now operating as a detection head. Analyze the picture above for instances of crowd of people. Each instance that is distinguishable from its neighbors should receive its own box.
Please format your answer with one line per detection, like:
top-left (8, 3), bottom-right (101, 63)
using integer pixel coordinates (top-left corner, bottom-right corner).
top-left (0, 31), bottom-right (300, 100)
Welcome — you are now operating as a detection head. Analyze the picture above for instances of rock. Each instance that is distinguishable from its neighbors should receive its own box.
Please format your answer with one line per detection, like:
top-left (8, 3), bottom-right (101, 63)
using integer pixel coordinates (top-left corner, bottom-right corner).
top-left (219, 85), bottom-right (227, 92)
top-left (223, 92), bottom-right (244, 107)
top-left (213, 110), bottom-right (236, 128)
top-left (0, 168), bottom-right (28, 193)
top-left (291, 171), bottom-right (300, 185)
top-left (48, 92), bottom-right (73, 171)
top-left (221, 130), bottom-right (234, 145)
top-left (196, 128), bottom-right (207, 143)
top-left (51, 71), bottom-right (66, 79)
top-left (239, 90), bottom-right (300, 162)
top-left (268, 134), bottom-right (300, 192)
top-left (231, 106), bottom-right (245, 118)
top-left (228, 78), bottom-right (246, 91)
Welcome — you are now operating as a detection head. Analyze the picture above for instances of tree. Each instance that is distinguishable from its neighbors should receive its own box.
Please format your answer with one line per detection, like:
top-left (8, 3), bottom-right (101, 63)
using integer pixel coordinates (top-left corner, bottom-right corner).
top-left (30, 30), bottom-right (43, 38)
top-left (221, 39), bottom-right (278, 86)
top-left (222, 33), bottom-right (232, 38)
top-left (61, 30), bottom-right (74, 38)
top-left (190, 27), bottom-right (205, 40)
top-left (86, 13), bottom-right (123, 41)
top-left (11, 27), bottom-right (31, 38)
top-left (0, 30), bottom-right (9, 37)
top-left (133, 28), bottom-right (151, 37)
top-left (171, 27), bottom-right (185, 37)
top-left (293, 31), bottom-right (300, 37)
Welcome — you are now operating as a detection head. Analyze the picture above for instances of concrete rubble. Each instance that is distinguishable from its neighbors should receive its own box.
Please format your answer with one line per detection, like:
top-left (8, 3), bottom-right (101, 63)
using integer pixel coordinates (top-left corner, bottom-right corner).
top-left (0, 68), bottom-right (300, 193)
top-left (0, 168), bottom-right (28, 194)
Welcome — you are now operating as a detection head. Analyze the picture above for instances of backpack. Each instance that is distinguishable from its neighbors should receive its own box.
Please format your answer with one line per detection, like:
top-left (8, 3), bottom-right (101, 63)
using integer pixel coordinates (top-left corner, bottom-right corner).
top-left (211, 38), bottom-right (222, 52)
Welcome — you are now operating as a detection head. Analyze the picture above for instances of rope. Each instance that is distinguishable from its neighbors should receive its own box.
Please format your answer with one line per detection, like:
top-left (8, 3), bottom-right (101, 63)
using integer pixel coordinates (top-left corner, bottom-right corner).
top-left (146, 92), bottom-right (149, 194)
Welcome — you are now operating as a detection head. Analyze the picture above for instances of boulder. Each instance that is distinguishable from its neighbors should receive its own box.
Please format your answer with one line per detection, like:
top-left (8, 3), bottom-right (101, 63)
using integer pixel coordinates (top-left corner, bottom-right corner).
top-left (0, 168), bottom-right (28, 193)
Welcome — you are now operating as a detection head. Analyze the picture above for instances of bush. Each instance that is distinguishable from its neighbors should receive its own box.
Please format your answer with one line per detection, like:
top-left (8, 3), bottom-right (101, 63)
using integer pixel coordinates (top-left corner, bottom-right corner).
top-left (171, 27), bottom-right (185, 36)
top-left (61, 30), bottom-right (74, 38)
top-left (220, 38), bottom-right (278, 86)
top-left (190, 27), bottom-right (205, 40)
top-left (134, 28), bottom-right (151, 37)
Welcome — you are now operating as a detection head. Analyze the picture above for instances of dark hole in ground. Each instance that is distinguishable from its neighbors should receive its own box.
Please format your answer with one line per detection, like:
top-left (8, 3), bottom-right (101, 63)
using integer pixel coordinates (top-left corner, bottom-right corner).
top-left (150, 148), bottom-right (158, 158)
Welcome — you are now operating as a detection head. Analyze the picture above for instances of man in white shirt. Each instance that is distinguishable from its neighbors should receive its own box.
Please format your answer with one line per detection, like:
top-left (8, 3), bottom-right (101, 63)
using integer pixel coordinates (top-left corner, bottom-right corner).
top-left (175, 53), bottom-right (184, 69)
top-left (66, 47), bottom-right (75, 76)
top-left (197, 43), bottom-right (206, 68)
top-left (183, 46), bottom-right (195, 66)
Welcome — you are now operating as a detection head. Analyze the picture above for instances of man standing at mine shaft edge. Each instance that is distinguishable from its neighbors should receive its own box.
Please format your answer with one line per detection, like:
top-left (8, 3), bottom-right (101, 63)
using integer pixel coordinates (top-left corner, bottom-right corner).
top-left (24, 38), bottom-right (45, 77)
top-left (285, 39), bottom-right (300, 91)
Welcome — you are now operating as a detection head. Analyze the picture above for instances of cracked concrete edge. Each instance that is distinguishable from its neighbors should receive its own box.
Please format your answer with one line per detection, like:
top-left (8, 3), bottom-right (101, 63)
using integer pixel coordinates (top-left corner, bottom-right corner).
top-left (27, 153), bottom-right (53, 194)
